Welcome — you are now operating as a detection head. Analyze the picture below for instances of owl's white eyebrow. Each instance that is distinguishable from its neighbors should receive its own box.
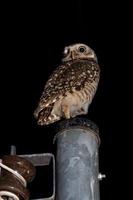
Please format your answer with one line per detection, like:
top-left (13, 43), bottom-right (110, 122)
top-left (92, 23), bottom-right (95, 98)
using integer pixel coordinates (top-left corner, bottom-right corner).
top-left (64, 49), bottom-right (68, 54)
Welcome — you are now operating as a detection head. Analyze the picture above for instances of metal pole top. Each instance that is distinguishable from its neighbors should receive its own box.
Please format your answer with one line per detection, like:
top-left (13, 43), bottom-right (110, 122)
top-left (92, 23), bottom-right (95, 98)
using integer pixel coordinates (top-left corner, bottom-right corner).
top-left (54, 117), bottom-right (100, 145)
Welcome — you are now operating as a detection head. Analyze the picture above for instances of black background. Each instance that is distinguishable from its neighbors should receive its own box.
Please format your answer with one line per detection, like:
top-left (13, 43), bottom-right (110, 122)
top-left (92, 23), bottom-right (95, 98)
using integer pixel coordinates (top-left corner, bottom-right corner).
top-left (1, 1), bottom-right (130, 199)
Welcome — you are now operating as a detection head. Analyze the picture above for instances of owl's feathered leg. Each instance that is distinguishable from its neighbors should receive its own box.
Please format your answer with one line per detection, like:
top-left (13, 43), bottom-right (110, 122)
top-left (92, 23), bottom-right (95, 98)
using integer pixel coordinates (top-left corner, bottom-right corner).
top-left (71, 102), bottom-right (89, 118)
top-left (62, 104), bottom-right (71, 119)
top-left (81, 102), bottom-right (90, 114)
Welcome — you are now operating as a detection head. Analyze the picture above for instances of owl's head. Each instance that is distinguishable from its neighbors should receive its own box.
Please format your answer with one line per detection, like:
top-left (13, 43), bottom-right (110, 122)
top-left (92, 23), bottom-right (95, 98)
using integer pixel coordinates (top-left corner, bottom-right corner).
top-left (62, 43), bottom-right (98, 63)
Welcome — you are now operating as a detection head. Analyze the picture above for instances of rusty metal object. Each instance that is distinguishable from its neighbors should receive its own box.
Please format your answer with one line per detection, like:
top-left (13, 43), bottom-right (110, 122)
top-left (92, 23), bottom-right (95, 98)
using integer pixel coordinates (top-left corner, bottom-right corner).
top-left (0, 155), bottom-right (36, 200)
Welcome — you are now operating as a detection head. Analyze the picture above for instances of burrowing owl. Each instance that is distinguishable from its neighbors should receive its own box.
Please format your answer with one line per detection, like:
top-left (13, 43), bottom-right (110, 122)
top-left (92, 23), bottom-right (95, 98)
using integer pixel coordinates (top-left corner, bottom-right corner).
top-left (34, 43), bottom-right (100, 125)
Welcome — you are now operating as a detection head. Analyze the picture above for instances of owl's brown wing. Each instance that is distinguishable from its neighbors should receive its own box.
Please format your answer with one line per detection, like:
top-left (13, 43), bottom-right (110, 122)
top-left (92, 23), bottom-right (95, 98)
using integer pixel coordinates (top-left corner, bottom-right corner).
top-left (34, 64), bottom-right (67, 119)
top-left (34, 60), bottom-right (100, 121)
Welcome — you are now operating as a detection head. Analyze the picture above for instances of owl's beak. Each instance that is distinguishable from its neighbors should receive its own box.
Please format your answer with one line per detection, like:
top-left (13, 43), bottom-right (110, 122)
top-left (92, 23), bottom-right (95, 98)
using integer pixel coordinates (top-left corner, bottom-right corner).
top-left (71, 51), bottom-right (75, 60)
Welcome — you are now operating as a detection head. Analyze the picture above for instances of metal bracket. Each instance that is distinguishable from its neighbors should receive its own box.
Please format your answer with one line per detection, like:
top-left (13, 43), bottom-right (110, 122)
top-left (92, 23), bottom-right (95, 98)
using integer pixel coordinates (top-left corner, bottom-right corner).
top-left (0, 146), bottom-right (55, 200)
top-left (19, 153), bottom-right (55, 200)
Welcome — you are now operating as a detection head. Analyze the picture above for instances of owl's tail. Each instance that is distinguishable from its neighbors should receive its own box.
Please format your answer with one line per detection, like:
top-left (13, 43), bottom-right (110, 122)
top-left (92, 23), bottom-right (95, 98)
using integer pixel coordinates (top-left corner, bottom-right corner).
top-left (34, 104), bottom-right (60, 125)
top-left (33, 106), bottom-right (42, 119)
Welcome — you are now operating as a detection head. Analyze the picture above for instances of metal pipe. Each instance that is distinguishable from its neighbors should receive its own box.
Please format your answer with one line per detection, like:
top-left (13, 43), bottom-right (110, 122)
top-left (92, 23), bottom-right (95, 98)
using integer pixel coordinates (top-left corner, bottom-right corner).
top-left (55, 117), bottom-right (100, 200)
top-left (10, 145), bottom-right (16, 155)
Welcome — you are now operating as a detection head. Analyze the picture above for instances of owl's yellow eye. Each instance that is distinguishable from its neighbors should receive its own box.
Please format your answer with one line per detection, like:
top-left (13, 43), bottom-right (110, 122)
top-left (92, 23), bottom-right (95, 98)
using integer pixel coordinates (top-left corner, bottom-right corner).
top-left (78, 46), bottom-right (86, 53)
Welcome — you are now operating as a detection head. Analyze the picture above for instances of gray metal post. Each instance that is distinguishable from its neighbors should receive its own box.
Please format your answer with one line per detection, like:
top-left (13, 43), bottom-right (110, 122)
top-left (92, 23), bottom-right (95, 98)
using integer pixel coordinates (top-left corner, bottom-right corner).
top-left (54, 118), bottom-right (100, 200)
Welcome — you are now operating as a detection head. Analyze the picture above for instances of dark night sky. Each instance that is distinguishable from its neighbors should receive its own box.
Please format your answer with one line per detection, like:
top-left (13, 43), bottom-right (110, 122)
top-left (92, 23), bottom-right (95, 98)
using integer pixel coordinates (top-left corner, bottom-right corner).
top-left (1, 1), bottom-right (130, 199)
